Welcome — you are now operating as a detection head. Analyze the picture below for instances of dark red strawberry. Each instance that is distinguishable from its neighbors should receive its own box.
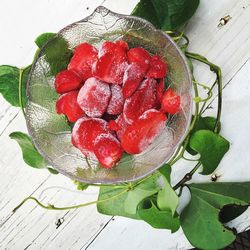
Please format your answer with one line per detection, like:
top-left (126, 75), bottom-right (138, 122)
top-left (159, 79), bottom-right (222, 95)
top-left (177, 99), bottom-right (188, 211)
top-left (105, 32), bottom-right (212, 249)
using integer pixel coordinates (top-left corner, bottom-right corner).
top-left (107, 85), bottom-right (124, 115)
top-left (56, 90), bottom-right (84, 122)
top-left (107, 120), bottom-right (120, 131)
top-left (71, 117), bottom-right (109, 159)
top-left (123, 78), bottom-right (157, 124)
top-left (94, 133), bottom-right (123, 168)
top-left (146, 55), bottom-right (167, 78)
top-left (121, 109), bottom-right (167, 154)
top-left (156, 78), bottom-right (165, 106)
top-left (116, 114), bottom-right (129, 141)
top-left (115, 40), bottom-right (129, 51)
top-left (54, 70), bottom-right (82, 94)
top-left (93, 42), bottom-right (128, 84)
top-left (77, 77), bottom-right (111, 117)
top-left (161, 87), bottom-right (180, 114)
top-left (68, 43), bottom-right (98, 81)
top-left (127, 47), bottom-right (151, 74)
top-left (122, 63), bottom-right (145, 98)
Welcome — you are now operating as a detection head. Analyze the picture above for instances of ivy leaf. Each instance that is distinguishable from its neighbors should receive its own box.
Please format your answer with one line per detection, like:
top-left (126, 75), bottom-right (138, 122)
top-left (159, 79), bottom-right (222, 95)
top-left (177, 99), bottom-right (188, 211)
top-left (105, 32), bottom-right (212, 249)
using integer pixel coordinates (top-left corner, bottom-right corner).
top-left (43, 36), bottom-right (73, 76)
top-left (9, 131), bottom-right (47, 169)
top-left (0, 65), bottom-right (31, 107)
top-left (157, 165), bottom-right (179, 215)
top-left (189, 130), bottom-right (230, 175)
top-left (186, 116), bottom-right (221, 155)
top-left (124, 174), bottom-right (161, 214)
top-left (180, 182), bottom-right (250, 250)
top-left (35, 32), bottom-right (56, 48)
top-left (138, 198), bottom-right (180, 232)
top-left (48, 168), bottom-right (59, 175)
top-left (73, 181), bottom-right (89, 191)
top-left (97, 175), bottom-right (161, 219)
top-left (97, 185), bottom-right (139, 219)
top-left (132, 0), bottom-right (200, 31)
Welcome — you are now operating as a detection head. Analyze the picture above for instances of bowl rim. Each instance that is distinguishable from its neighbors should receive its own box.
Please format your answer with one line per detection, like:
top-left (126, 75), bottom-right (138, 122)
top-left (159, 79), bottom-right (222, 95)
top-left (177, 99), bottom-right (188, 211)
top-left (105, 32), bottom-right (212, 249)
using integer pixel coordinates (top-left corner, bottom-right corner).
top-left (25, 5), bottom-right (193, 184)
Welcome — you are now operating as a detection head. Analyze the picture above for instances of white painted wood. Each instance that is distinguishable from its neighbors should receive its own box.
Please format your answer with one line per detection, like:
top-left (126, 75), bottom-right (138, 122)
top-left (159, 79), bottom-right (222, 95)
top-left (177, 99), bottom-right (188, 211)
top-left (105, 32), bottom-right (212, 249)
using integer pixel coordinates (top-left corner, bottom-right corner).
top-left (0, 0), bottom-right (250, 249)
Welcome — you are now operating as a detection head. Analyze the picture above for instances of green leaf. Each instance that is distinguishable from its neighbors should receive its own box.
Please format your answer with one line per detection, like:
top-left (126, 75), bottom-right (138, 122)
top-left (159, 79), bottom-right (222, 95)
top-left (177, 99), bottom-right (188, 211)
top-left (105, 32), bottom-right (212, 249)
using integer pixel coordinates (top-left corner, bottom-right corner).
top-left (73, 181), bottom-right (89, 191)
top-left (138, 198), bottom-right (180, 232)
top-left (180, 182), bottom-right (250, 249)
top-left (157, 165), bottom-right (179, 215)
top-left (189, 130), bottom-right (230, 174)
top-left (48, 167), bottom-right (59, 175)
top-left (0, 65), bottom-right (31, 107)
top-left (35, 32), bottom-right (56, 48)
top-left (97, 175), bottom-right (161, 219)
top-left (43, 36), bottom-right (73, 76)
top-left (132, 0), bottom-right (200, 31)
top-left (186, 116), bottom-right (221, 155)
top-left (124, 174), bottom-right (161, 214)
top-left (9, 131), bottom-right (47, 169)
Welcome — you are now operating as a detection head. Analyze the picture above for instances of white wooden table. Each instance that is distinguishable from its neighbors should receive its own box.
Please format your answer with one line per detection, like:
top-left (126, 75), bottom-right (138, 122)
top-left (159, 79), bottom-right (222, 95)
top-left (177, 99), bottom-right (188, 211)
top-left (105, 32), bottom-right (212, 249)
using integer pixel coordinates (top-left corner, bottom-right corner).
top-left (1, 0), bottom-right (250, 249)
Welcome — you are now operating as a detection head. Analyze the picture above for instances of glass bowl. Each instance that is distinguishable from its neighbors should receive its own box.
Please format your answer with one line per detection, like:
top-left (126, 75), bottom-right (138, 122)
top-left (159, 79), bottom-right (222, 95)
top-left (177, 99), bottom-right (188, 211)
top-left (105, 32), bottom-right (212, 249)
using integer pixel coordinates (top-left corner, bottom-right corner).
top-left (25, 6), bottom-right (192, 184)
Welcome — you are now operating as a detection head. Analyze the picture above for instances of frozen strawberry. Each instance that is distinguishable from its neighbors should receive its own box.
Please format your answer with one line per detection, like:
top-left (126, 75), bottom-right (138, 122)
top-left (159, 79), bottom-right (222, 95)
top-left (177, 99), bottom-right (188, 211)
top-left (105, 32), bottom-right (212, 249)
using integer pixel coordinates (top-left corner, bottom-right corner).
top-left (92, 53), bottom-right (128, 85)
top-left (107, 120), bottom-right (120, 131)
top-left (54, 70), bottom-right (82, 94)
top-left (94, 133), bottom-right (123, 168)
top-left (107, 85), bottom-right (124, 115)
top-left (115, 40), bottom-right (129, 51)
top-left (71, 117), bottom-right (109, 158)
top-left (161, 87), bottom-right (180, 114)
top-left (121, 109), bottom-right (167, 154)
top-left (123, 78), bottom-right (157, 124)
top-left (77, 77), bottom-right (111, 117)
top-left (127, 47), bottom-right (151, 73)
top-left (122, 63), bottom-right (145, 98)
top-left (146, 55), bottom-right (167, 78)
top-left (156, 78), bottom-right (165, 106)
top-left (68, 43), bottom-right (98, 81)
top-left (116, 114), bottom-right (129, 141)
top-left (93, 41), bottom-right (128, 84)
top-left (56, 90), bottom-right (84, 122)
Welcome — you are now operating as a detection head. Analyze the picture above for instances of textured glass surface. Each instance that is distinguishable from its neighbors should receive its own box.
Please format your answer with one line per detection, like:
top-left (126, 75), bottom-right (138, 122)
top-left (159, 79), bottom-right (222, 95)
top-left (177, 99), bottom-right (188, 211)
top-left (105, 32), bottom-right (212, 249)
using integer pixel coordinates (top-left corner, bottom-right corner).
top-left (26, 6), bottom-right (192, 183)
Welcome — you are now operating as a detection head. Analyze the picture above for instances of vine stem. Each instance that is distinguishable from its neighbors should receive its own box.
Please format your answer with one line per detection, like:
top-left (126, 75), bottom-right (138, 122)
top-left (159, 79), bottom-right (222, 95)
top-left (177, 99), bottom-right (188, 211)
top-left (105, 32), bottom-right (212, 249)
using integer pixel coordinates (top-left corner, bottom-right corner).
top-left (171, 52), bottom-right (223, 189)
top-left (185, 52), bottom-right (222, 133)
top-left (173, 162), bottom-right (201, 190)
top-left (13, 173), bottom-right (153, 213)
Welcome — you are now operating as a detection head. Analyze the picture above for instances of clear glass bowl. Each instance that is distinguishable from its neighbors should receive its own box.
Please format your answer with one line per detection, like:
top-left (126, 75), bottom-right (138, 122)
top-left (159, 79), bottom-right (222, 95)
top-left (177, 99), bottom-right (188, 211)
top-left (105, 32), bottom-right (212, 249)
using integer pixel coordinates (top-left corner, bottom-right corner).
top-left (25, 6), bottom-right (192, 184)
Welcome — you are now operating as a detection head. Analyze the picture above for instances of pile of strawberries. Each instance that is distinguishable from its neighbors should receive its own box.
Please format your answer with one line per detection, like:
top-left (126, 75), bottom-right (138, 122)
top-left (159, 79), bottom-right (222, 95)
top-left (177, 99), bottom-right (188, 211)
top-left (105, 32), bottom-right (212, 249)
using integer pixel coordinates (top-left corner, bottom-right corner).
top-left (54, 40), bottom-right (180, 169)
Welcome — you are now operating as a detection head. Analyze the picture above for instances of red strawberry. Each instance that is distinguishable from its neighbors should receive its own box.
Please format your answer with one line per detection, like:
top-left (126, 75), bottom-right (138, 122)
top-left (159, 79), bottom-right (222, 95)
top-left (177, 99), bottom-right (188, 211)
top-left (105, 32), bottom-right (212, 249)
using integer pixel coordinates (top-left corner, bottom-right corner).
top-left (156, 78), bottom-right (165, 106)
top-left (94, 133), bottom-right (123, 168)
top-left (68, 43), bottom-right (98, 81)
top-left (107, 120), bottom-right (120, 131)
top-left (107, 85), bottom-right (124, 115)
top-left (122, 63), bottom-right (145, 98)
top-left (161, 87), bottom-right (180, 114)
top-left (93, 42), bottom-right (128, 84)
top-left (121, 109), bottom-right (167, 154)
top-left (54, 70), bottom-right (82, 94)
top-left (77, 77), bottom-right (111, 117)
top-left (116, 114), bottom-right (129, 141)
top-left (56, 90), bottom-right (84, 122)
top-left (146, 55), bottom-right (167, 78)
top-left (127, 47), bottom-right (151, 73)
top-left (71, 117), bottom-right (109, 158)
top-left (115, 40), bottom-right (129, 51)
top-left (123, 78), bottom-right (157, 124)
